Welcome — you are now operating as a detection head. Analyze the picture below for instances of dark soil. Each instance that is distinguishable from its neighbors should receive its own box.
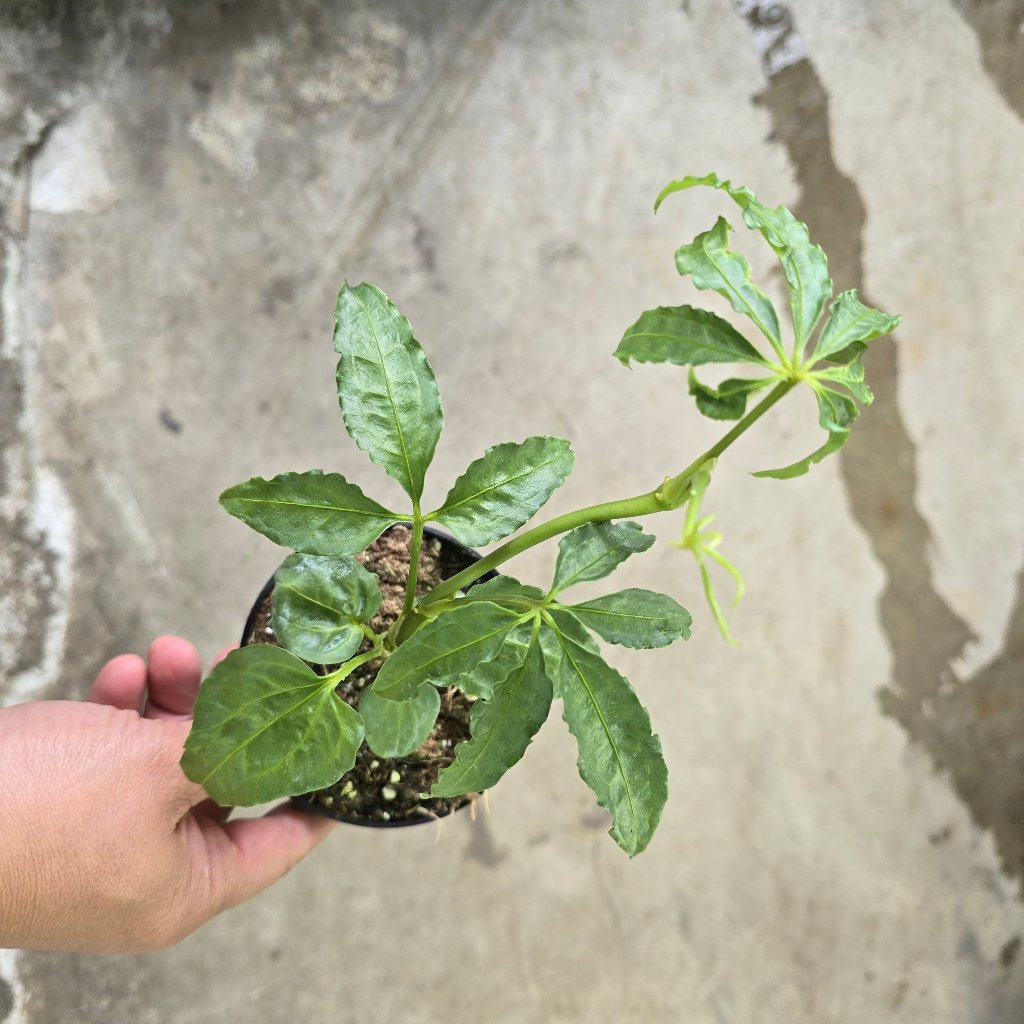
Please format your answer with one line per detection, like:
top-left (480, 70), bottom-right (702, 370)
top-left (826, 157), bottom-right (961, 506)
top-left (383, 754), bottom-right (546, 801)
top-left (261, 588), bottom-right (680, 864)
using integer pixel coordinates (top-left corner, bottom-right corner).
top-left (242, 525), bottom-right (483, 825)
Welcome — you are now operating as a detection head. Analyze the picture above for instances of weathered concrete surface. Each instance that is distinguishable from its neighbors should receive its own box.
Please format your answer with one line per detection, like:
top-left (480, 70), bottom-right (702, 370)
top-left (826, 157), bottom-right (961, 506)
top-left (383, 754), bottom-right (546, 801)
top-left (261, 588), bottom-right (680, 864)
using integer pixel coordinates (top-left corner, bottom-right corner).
top-left (1, 0), bottom-right (1023, 1020)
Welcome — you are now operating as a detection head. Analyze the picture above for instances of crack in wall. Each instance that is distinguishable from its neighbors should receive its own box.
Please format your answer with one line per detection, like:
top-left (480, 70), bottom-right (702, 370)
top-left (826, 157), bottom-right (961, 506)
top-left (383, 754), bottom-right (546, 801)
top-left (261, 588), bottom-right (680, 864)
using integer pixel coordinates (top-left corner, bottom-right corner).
top-left (735, 0), bottom-right (1024, 912)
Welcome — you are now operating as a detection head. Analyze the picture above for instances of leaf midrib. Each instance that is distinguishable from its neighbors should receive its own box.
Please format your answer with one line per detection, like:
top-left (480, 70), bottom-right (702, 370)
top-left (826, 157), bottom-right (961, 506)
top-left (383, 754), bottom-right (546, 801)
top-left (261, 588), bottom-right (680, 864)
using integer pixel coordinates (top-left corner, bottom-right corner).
top-left (437, 448), bottom-right (567, 519)
top-left (351, 288), bottom-right (417, 496)
top-left (199, 680), bottom-right (334, 788)
top-left (558, 632), bottom-right (637, 839)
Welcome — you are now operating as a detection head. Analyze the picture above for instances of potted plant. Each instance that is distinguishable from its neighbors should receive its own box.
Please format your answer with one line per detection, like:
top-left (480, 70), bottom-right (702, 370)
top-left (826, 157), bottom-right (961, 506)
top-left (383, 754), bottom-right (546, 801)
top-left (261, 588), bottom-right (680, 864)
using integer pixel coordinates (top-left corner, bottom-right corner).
top-left (181, 173), bottom-right (899, 855)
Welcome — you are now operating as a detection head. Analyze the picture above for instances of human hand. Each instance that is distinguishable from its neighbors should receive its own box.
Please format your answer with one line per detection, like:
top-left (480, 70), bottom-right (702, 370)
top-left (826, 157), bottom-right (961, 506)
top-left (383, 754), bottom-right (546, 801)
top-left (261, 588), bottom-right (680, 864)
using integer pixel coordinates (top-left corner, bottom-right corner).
top-left (0, 637), bottom-right (335, 954)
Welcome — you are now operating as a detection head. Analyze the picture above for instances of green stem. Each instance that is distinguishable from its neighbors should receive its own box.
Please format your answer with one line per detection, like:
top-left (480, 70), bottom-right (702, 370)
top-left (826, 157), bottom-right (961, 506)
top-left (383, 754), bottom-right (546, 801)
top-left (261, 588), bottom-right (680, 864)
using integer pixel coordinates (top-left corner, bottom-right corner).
top-left (401, 503), bottom-right (424, 619)
top-left (420, 380), bottom-right (796, 608)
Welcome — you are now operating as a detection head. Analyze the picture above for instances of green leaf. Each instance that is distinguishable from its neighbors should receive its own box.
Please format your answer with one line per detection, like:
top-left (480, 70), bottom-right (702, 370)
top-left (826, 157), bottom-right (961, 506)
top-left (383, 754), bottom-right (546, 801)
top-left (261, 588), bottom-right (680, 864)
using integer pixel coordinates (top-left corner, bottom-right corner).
top-left (181, 645), bottom-right (363, 806)
top-left (461, 576), bottom-right (546, 603)
top-left (688, 370), bottom-right (773, 421)
top-left (220, 471), bottom-right (400, 556)
top-left (550, 521), bottom-right (655, 595)
top-left (811, 290), bottom-right (901, 363)
top-left (614, 305), bottom-right (766, 368)
top-left (431, 633), bottom-right (552, 797)
top-left (334, 282), bottom-right (442, 501)
top-left (433, 436), bottom-right (574, 546)
top-left (539, 609), bottom-right (597, 683)
top-left (271, 554), bottom-right (381, 664)
top-left (812, 356), bottom-right (873, 405)
top-left (562, 589), bottom-right (692, 649)
top-left (359, 682), bottom-right (440, 758)
top-left (673, 217), bottom-right (783, 356)
top-left (753, 384), bottom-right (856, 480)
top-left (658, 173), bottom-right (832, 350)
top-left (372, 601), bottom-right (526, 701)
top-left (548, 623), bottom-right (668, 856)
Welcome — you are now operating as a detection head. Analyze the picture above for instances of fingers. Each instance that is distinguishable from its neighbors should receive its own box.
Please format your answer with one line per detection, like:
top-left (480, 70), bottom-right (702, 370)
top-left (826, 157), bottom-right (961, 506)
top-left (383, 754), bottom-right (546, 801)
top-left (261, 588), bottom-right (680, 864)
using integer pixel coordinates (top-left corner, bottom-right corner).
top-left (87, 654), bottom-right (147, 711)
top-left (143, 636), bottom-right (202, 720)
top-left (216, 806), bottom-right (336, 909)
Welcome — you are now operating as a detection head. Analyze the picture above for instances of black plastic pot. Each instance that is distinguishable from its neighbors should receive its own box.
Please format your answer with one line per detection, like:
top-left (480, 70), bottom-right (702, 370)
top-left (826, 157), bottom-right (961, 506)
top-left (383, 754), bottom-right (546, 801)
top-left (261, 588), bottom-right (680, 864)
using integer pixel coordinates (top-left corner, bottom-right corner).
top-left (239, 523), bottom-right (495, 828)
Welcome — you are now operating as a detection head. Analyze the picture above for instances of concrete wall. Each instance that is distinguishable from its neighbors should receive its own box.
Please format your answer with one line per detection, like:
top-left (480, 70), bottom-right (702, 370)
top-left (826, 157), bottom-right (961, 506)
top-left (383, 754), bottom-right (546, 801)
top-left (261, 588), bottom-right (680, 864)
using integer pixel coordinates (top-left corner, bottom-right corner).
top-left (1, 1), bottom-right (1022, 1021)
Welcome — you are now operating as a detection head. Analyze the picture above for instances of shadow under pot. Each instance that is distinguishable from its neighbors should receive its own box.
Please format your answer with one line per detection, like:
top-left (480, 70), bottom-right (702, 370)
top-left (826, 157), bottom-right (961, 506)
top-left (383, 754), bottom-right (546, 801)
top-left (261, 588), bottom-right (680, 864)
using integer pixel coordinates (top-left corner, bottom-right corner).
top-left (240, 523), bottom-right (495, 828)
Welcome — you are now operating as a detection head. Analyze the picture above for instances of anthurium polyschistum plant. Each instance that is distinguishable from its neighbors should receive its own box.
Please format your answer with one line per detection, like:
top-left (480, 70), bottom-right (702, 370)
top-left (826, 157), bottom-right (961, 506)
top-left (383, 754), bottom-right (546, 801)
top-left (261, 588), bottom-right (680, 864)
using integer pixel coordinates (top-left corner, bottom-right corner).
top-left (181, 174), bottom-right (899, 855)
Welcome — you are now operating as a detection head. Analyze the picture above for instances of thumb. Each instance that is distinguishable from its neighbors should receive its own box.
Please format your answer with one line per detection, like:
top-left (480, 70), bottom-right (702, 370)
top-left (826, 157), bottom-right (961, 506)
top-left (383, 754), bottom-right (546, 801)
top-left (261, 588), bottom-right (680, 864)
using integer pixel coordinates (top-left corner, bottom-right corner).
top-left (214, 805), bottom-right (336, 909)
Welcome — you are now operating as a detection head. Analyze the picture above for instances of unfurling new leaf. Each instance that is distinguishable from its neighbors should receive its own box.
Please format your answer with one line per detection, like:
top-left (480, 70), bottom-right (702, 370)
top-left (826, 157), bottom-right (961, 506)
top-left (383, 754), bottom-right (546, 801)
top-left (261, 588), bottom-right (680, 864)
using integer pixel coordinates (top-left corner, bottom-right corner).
top-left (672, 217), bottom-right (783, 357)
top-left (657, 173), bottom-right (832, 352)
top-left (812, 290), bottom-right (902, 363)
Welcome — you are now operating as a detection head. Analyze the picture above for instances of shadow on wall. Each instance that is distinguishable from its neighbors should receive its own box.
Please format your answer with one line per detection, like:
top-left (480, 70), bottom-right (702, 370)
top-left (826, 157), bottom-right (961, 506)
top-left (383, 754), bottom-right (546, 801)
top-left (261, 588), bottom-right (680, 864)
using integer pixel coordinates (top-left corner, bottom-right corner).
top-left (735, 0), bottom-right (1024, 1012)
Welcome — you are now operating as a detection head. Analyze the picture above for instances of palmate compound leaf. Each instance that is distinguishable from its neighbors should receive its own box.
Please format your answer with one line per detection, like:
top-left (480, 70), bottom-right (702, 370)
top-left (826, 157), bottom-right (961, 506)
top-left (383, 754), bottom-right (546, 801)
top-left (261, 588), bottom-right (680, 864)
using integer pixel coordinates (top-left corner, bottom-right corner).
top-left (432, 436), bottom-right (574, 546)
top-left (220, 471), bottom-right (401, 555)
top-left (370, 601), bottom-right (532, 701)
top-left (811, 290), bottom-right (902, 364)
top-left (614, 304), bottom-right (768, 369)
top-left (334, 282), bottom-right (442, 502)
top-left (181, 645), bottom-right (364, 806)
top-left (657, 173), bottom-right (833, 353)
top-left (359, 682), bottom-right (440, 758)
top-left (271, 553), bottom-right (382, 664)
top-left (431, 630), bottom-right (552, 798)
top-left (550, 521), bottom-right (655, 596)
top-left (671, 217), bottom-right (784, 359)
top-left (560, 589), bottom-right (692, 649)
top-left (544, 615), bottom-right (668, 856)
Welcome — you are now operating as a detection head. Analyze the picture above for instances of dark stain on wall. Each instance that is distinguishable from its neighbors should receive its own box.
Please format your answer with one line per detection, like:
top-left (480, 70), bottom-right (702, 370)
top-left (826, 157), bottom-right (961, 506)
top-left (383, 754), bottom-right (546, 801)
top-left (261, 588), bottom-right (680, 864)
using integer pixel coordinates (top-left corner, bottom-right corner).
top-left (949, 0), bottom-right (1024, 120)
top-left (735, 2), bottom-right (1024, 884)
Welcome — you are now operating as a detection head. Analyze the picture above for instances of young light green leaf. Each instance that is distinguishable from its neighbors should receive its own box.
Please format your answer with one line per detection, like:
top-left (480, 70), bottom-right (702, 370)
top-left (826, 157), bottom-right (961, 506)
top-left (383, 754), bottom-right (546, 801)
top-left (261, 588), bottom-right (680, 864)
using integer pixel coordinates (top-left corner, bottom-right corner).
top-left (673, 217), bottom-right (783, 357)
top-left (550, 521), bottom-right (655, 595)
top-left (548, 624), bottom-right (668, 856)
top-left (271, 554), bottom-right (381, 664)
top-left (812, 356), bottom-right (873, 405)
top-left (462, 576), bottom-right (546, 603)
top-left (657, 173), bottom-right (832, 350)
top-left (334, 282), bottom-right (442, 501)
top-left (688, 370), bottom-right (773, 421)
top-left (371, 601), bottom-right (526, 701)
top-left (433, 436), bottom-right (574, 546)
top-left (753, 384), bottom-right (856, 480)
top-left (181, 645), bottom-right (363, 806)
top-left (811, 290), bottom-right (901, 363)
top-left (561, 589), bottom-right (692, 649)
top-left (220, 471), bottom-right (400, 556)
top-left (359, 682), bottom-right (440, 758)
top-left (614, 305), bottom-right (767, 368)
top-left (431, 635), bottom-right (552, 798)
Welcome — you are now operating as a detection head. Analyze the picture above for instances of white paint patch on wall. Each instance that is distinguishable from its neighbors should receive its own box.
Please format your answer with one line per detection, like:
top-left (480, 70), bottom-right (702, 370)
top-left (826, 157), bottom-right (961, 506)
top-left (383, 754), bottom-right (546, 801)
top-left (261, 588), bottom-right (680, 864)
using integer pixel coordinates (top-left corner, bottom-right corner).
top-left (733, 0), bottom-right (808, 74)
top-left (30, 104), bottom-right (117, 215)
